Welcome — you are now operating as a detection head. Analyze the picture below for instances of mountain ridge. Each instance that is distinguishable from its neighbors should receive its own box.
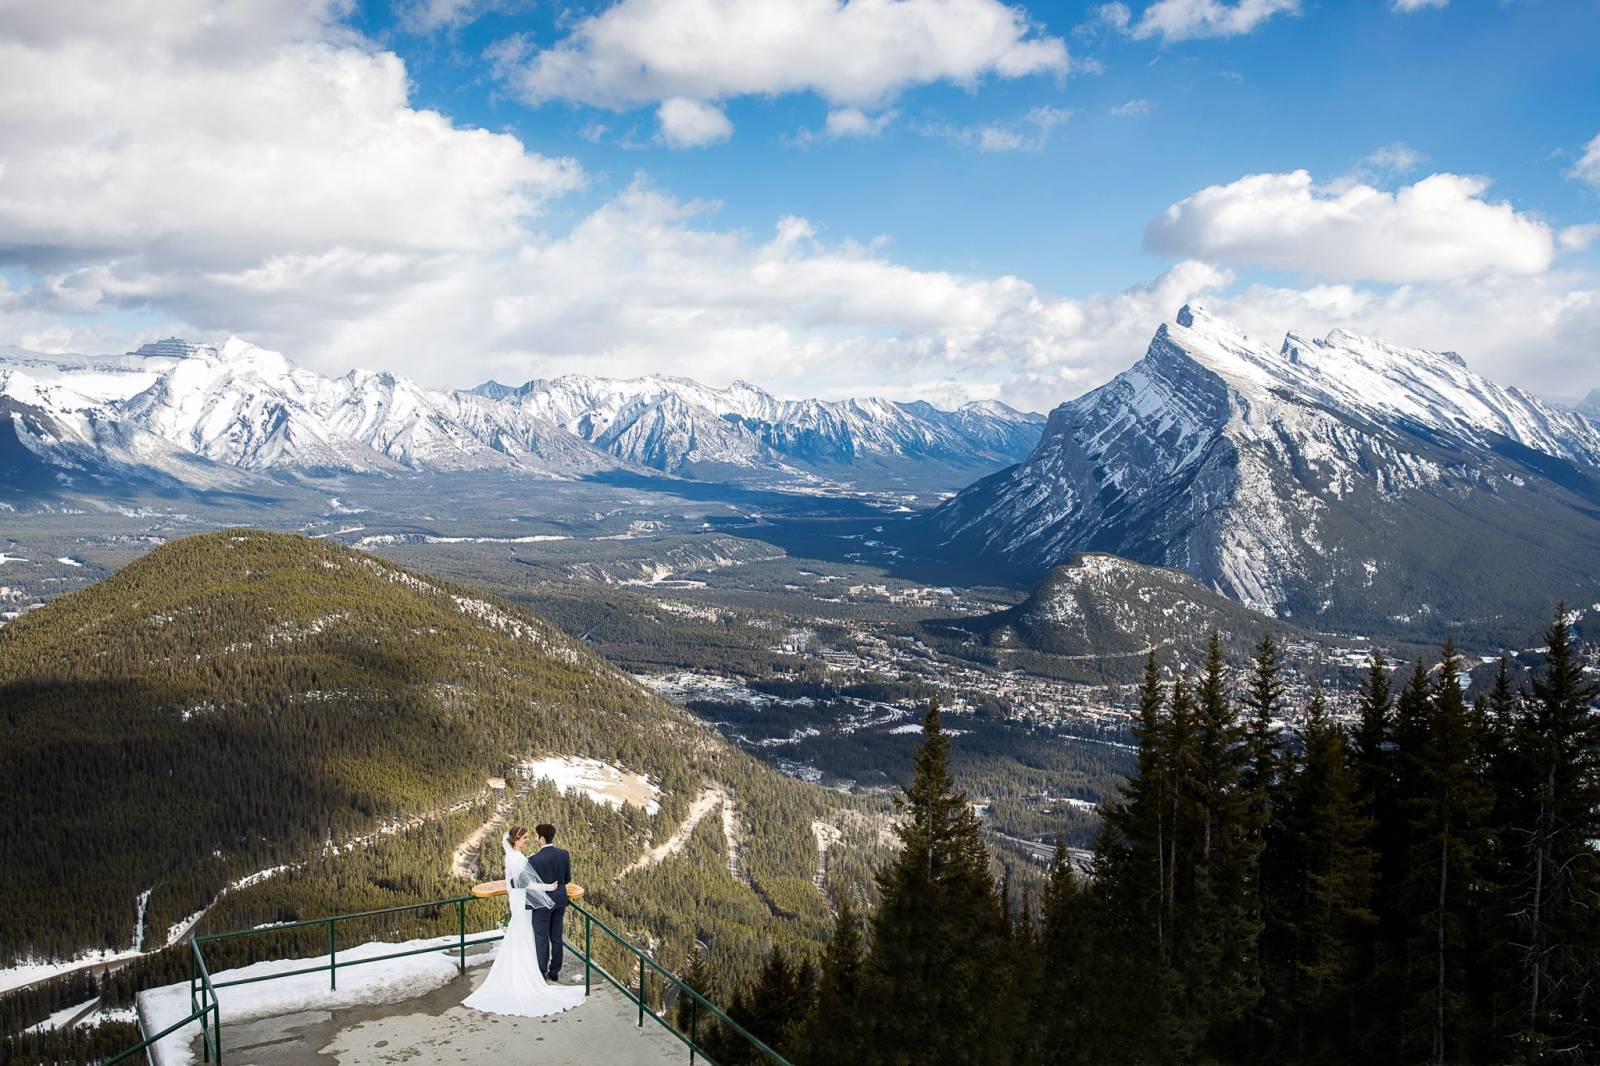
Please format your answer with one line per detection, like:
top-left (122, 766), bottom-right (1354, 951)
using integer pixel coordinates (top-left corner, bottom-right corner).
top-left (926, 305), bottom-right (1600, 637)
top-left (0, 340), bottom-right (1043, 493)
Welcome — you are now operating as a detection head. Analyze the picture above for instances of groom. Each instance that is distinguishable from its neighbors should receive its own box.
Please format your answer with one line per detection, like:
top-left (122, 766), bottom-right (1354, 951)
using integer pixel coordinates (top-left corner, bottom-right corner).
top-left (526, 823), bottom-right (571, 982)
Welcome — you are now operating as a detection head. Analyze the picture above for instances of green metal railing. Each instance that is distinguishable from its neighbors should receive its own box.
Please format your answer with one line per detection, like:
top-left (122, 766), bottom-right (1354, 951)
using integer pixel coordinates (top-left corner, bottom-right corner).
top-left (106, 895), bottom-right (790, 1066)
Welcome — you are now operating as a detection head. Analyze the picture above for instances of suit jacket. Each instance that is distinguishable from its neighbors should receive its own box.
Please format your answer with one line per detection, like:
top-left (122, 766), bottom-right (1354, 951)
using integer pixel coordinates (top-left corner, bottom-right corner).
top-left (528, 845), bottom-right (571, 910)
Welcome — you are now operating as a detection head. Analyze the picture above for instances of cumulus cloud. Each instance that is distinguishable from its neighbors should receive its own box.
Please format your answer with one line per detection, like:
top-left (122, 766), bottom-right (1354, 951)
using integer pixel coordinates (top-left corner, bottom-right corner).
top-left (1568, 132), bottom-right (1600, 191)
top-left (0, 0), bottom-right (580, 279)
top-left (494, 0), bottom-right (1068, 145)
top-left (657, 98), bottom-right (734, 148)
top-left (1145, 170), bottom-right (1556, 283)
top-left (1098, 0), bottom-right (1299, 43)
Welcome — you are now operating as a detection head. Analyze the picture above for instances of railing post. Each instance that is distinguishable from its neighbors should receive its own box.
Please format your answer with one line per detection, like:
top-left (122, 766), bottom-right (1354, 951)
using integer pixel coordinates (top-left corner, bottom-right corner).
top-left (457, 899), bottom-right (466, 976)
top-left (690, 997), bottom-right (698, 1065)
top-left (212, 993), bottom-right (222, 1065)
top-left (638, 956), bottom-right (646, 1027)
top-left (329, 919), bottom-right (337, 991)
top-left (583, 912), bottom-right (591, 996)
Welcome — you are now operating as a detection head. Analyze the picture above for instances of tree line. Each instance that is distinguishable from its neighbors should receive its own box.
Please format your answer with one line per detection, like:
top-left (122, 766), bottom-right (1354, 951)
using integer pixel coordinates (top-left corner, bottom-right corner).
top-left (694, 609), bottom-right (1599, 1064)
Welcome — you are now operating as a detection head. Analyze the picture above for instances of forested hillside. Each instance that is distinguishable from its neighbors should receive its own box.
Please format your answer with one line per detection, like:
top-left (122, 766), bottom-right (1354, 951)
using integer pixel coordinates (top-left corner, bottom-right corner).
top-left (697, 618), bottom-right (1600, 1065)
top-left (0, 530), bottom-right (881, 975)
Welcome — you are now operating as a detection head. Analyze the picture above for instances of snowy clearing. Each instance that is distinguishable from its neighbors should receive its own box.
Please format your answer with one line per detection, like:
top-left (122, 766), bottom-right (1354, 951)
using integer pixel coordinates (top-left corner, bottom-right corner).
top-left (140, 935), bottom-right (493, 1066)
top-left (521, 756), bottom-right (661, 816)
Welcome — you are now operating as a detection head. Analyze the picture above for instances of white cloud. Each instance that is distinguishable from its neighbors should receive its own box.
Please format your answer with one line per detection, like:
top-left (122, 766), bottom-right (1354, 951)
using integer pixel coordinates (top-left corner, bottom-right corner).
top-left (0, 0), bottom-right (580, 277)
top-left (1211, 271), bottom-right (1600, 397)
top-left (1110, 98), bottom-right (1153, 117)
top-left (1568, 132), bottom-right (1600, 191)
top-left (1145, 170), bottom-right (1556, 283)
top-left (825, 107), bottom-right (897, 139)
top-left (1391, 0), bottom-right (1447, 11)
top-left (657, 98), bottom-right (733, 148)
top-left (496, 0), bottom-right (1070, 142)
top-left (1560, 225), bottom-right (1600, 252)
top-left (1102, 0), bottom-right (1299, 43)
top-left (925, 106), bottom-right (1071, 153)
top-left (1361, 142), bottom-right (1426, 175)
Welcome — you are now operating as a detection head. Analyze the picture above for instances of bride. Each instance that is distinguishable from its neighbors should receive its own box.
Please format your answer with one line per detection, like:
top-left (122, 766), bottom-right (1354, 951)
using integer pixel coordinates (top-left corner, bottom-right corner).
top-left (463, 826), bottom-right (586, 1017)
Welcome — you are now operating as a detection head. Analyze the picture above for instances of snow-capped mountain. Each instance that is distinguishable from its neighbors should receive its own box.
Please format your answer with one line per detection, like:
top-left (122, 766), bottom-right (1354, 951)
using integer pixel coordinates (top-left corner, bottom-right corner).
top-left (1577, 388), bottom-right (1600, 425)
top-left (928, 306), bottom-right (1600, 634)
top-left (0, 339), bottom-right (1042, 494)
top-left (472, 374), bottom-right (1044, 476)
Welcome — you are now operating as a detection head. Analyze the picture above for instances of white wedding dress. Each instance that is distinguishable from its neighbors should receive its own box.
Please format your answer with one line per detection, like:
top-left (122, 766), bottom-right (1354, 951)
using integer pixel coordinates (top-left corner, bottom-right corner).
top-left (463, 836), bottom-right (586, 1017)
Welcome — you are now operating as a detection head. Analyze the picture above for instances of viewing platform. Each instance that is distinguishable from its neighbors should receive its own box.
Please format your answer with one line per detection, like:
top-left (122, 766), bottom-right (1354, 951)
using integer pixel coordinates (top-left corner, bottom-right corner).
top-left (120, 897), bottom-right (787, 1066)
top-left (144, 962), bottom-right (686, 1066)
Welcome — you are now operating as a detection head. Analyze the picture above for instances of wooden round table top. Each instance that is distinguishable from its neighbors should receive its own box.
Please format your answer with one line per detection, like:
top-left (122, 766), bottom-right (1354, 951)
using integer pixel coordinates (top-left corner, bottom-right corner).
top-left (470, 880), bottom-right (585, 901)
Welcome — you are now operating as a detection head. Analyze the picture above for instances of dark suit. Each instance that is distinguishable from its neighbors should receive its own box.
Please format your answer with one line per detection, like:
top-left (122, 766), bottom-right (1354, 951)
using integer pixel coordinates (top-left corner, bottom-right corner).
top-left (526, 844), bottom-right (571, 979)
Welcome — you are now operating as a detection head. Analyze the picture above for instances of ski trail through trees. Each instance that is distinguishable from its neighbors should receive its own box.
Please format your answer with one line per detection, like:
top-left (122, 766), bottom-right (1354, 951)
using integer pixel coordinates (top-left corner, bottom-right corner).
top-left (616, 786), bottom-right (724, 880)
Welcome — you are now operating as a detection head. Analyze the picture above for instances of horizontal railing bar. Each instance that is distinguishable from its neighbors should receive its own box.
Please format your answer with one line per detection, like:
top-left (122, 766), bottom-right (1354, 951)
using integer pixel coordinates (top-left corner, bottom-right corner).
top-left (197, 896), bottom-right (481, 941)
top-left (132, 894), bottom-right (791, 1066)
top-left (572, 903), bottom-right (783, 1060)
top-left (104, 1004), bottom-right (211, 1064)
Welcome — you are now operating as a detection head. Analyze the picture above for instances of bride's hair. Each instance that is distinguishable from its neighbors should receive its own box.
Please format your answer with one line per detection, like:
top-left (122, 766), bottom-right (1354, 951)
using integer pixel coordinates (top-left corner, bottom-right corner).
top-left (506, 825), bottom-right (530, 848)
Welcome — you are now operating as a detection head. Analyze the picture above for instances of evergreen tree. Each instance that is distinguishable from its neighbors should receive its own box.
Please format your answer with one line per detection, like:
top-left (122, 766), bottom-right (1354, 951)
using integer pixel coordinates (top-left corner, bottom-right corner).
top-left (1179, 633), bottom-right (1261, 1059)
top-left (1089, 652), bottom-right (1176, 1062)
top-left (1240, 633), bottom-right (1288, 1053)
top-left (1283, 680), bottom-right (1375, 1062)
top-left (1400, 642), bottom-right (1493, 1065)
top-left (861, 698), bottom-right (1008, 1065)
top-left (795, 898), bottom-right (870, 1066)
top-left (1501, 608), bottom-right (1600, 1059)
top-left (1036, 841), bottom-right (1092, 1065)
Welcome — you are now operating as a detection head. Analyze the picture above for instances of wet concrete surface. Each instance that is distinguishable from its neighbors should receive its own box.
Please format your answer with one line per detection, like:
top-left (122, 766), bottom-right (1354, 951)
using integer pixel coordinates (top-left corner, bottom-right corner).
top-left (195, 965), bottom-right (688, 1066)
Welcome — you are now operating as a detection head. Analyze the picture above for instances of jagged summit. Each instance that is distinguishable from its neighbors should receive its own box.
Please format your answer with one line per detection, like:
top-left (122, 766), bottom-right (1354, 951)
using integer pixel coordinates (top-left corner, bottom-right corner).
top-left (130, 336), bottom-right (218, 360)
top-left (929, 306), bottom-right (1600, 635)
top-left (0, 340), bottom-right (1042, 490)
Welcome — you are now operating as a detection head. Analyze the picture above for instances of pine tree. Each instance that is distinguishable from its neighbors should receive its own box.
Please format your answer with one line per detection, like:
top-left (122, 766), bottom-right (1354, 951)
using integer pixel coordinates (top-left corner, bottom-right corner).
top-left (1089, 652), bottom-right (1175, 1062)
top-left (1284, 679), bottom-right (1375, 1062)
top-left (1349, 650), bottom-right (1400, 1060)
top-left (861, 697), bottom-right (1007, 1065)
top-left (1501, 608), bottom-right (1600, 1059)
top-left (1240, 633), bottom-right (1288, 1053)
top-left (1179, 633), bottom-right (1261, 1059)
top-left (1036, 841), bottom-right (1092, 1065)
top-left (795, 898), bottom-right (870, 1066)
top-left (1400, 641), bottom-right (1493, 1065)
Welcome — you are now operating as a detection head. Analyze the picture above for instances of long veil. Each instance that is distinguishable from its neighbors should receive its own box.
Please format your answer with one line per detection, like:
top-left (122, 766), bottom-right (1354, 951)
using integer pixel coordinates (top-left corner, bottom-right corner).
top-left (504, 835), bottom-right (554, 910)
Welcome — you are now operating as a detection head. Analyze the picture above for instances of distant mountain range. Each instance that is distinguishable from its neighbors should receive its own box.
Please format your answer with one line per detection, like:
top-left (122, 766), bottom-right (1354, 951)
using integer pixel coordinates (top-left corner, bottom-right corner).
top-left (0, 339), bottom-right (1043, 496)
top-left (928, 306), bottom-right (1600, 636)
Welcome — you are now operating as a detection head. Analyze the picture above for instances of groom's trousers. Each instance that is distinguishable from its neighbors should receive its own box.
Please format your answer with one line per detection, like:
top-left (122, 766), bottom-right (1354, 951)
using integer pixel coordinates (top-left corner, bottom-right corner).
top-left (529, 905), bottom-right (566, 977)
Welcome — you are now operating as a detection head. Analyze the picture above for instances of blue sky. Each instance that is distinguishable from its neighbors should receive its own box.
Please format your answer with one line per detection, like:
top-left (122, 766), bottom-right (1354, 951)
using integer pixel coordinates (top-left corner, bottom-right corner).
top-left (378, 0), bottom-right (1600, 293)
top-left (1, 0), bottom-right (1597, 409)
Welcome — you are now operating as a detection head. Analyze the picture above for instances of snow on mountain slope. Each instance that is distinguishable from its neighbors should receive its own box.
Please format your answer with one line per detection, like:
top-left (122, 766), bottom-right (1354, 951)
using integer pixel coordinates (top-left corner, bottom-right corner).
top-left (0, 340), bottom-right (1039, 491)
top-left (929, 306), bottom-right (1600, 635)
top-left (486, 374), bottom-right (1044, 474)
top-left (944, 551), bottom-right (1289, 661)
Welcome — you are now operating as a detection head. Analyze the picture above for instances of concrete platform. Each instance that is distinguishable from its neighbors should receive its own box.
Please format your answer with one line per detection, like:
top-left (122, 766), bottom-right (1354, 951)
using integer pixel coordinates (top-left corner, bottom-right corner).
top-left (194, 967), bottom-right (690, 1066)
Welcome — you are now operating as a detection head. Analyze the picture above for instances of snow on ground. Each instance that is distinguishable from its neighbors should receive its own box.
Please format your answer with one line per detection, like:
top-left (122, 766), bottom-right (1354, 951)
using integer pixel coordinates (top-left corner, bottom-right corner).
top-left (521, 756), bottom-right (661, 816)
top-left (141, 935), bottom-right (493, 1066)
top-left (0, 553), bottom-right (27, 565)
top-left (24, 997), bottom-right (99, 1034)
top-left (56, 556), bottom-right (84, 566)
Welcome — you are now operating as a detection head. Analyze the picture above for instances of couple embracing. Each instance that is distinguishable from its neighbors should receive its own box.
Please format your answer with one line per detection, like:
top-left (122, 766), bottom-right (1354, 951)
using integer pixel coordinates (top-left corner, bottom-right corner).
top-left (463, 823), bottom-right (586, 1018)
